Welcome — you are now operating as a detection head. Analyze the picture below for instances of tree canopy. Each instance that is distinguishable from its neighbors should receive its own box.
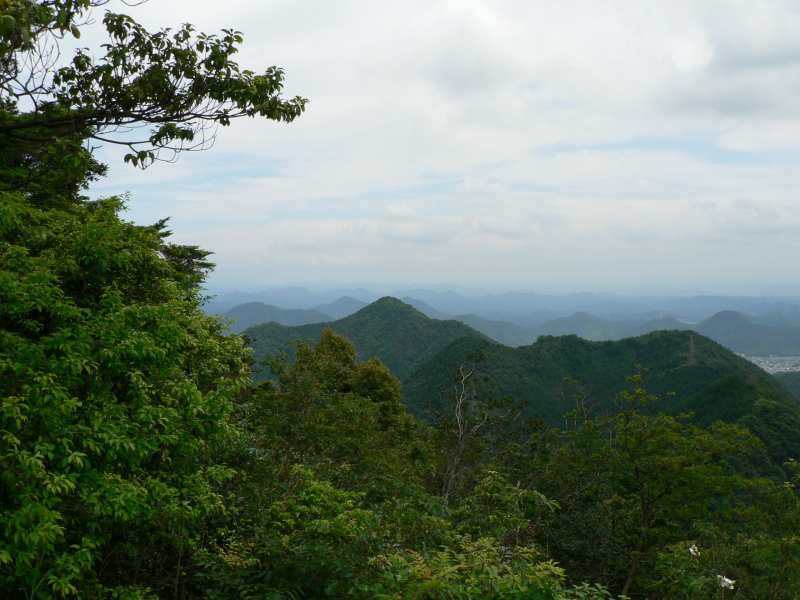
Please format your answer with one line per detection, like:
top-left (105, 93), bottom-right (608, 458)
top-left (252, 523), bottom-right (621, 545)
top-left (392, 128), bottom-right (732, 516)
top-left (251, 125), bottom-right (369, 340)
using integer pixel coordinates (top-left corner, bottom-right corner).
top-left (1, 0), bottom-right (307, 167)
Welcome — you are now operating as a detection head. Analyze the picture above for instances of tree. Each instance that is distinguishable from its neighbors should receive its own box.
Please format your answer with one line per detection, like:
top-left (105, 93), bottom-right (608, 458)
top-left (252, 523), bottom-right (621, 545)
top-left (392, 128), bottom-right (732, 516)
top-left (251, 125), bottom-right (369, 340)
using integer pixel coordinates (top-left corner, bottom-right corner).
top-left (523, 377), bottom-right (766, 596)
top-left (0, 1), bottom-right (306, 596)
top-left (1, 0), bottom-right (307, 167)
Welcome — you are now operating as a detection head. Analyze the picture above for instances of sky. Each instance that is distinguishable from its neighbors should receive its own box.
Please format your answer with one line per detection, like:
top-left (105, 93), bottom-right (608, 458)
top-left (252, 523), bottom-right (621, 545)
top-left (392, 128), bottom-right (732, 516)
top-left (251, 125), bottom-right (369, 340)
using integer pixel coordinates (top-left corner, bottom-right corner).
top-left (88, 0), bottom-right (800, 295)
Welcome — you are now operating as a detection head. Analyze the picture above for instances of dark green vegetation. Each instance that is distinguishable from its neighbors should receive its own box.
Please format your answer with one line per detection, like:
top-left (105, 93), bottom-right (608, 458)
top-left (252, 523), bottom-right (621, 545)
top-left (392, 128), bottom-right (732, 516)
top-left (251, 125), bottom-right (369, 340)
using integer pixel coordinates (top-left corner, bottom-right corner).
top-left (777, 372), bottom-right (800, 400)
top-left (249, 299), bottom-right (800, 466)
top-left (405, 330), bottom-right (800, 466)
top-left (224, 301), bottom-right (331, 332)
top-left (246, 297), bottom-right (488, 380)
top-left (3, 2), bottom-right (800, 598)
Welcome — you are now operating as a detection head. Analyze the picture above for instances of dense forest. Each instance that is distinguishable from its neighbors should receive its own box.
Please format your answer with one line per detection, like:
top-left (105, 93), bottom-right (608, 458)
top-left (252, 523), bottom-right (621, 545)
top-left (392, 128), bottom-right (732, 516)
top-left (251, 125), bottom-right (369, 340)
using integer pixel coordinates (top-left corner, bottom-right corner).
top-left (2, 2), bottom-right (800, 598)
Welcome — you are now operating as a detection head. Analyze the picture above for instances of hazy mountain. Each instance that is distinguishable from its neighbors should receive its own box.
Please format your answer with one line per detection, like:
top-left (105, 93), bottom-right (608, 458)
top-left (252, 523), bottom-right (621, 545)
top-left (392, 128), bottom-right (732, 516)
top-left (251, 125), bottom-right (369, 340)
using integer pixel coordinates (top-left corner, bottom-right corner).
top-left (391, 290), bottom-right (800, 323)
top-left (401, 297), bottom-right (452, 320)
top-left (454, 314), bottom-right (538, 347)
top-left (205, 286), bottom-right (378, 314)
top-left (404, 331), bottom-right (800, 463)
top-left (313, 296), bottom-right (368, 320)
top-left (224, 302), bottom-right (331, 333)
top-left (695, 310), bottom-right (800, 356)
top-left (535, 312), bottom-right (630, 341)
top-left (629, 316), bottom-right (692, 336)
top-left (244, 297), bottom-right (487, 380)
top-left (751, 303), bottom-right (800, 327)
top-left (526, 310), bottom-right (800, 357)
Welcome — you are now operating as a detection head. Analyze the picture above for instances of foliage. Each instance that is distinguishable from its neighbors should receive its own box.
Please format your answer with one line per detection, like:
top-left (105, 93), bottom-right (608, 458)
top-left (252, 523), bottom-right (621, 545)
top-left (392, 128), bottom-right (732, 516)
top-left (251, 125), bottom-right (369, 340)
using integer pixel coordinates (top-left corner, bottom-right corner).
top-left (775, 371), bottom-right (800, 400)
top-left (1, 1), bottom-right (303, 596)
top-left (1, 0), bottom-right (307, 167)
top-left (0, 192), bottom-right (251, 597)
top-left (3, 3), bottom-right (799, 599)
top-left (513, 377), bottom-right (797, 597)
top-left (360, 536), bottom-right (567, 600)
top-left (403, 331), bottom-right (800, 465)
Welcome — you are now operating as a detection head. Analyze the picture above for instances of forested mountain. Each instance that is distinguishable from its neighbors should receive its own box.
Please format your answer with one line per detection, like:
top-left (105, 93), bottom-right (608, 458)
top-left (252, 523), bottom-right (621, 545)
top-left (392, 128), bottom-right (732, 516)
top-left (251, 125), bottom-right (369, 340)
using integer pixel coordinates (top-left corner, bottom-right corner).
top-left (224, 302), bottom-right (331, 332)
top-left (695, 310), bottom-right (800, 355)
top-left (404, 331), bottom-right (800, 463)
top-left (245, 298), bottom-right (800, 464)
top-left (245, 297), bottom-right (487, 379)
top-left (513, 309), bottom-right (800, 357)
top-left (312, 296), bottom-right (368, 319)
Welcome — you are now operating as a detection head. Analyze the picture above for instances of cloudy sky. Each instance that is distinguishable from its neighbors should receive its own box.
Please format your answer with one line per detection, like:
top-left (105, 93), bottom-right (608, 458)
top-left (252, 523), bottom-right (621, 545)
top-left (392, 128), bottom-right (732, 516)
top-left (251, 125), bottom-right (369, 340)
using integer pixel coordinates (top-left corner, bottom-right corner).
top-left (90, 0), bottom-right (800, 294)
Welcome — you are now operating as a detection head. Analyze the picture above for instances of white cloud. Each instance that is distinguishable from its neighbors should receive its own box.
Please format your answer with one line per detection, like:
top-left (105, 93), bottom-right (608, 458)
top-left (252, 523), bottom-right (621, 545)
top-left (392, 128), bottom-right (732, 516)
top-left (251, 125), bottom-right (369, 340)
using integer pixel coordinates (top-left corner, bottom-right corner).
top-left (85, 0), bottom-right (800, 293)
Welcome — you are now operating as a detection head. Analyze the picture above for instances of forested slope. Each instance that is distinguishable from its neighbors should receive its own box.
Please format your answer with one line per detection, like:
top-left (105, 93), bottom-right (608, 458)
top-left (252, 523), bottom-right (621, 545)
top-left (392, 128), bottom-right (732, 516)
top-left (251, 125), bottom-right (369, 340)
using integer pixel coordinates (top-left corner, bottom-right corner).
top-left (245, 296), bottom-right (487, 379)
top-left (246, 299), bottom-right (800, 463)
top-left (404, 331), bottom-right (800, 462)
top-left (776, 372), bottom-right (800, 400)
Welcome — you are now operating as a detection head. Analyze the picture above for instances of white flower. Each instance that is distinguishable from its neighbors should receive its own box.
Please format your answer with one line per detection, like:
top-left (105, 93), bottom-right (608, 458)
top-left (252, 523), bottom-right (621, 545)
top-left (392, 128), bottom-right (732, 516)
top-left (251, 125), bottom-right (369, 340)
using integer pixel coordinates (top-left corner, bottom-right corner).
top-left (688, 543), bottom-right (700, 558)
top-left (717, 575), bottom-right (736, 590)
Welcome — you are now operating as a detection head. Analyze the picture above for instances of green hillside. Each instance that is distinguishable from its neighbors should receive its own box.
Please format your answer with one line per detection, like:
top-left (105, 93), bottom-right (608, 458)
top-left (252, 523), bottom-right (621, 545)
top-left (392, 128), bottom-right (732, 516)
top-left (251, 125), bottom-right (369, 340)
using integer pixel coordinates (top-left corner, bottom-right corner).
top-left (245, 300), bottom-right (800, 463)
top-left (224, 301), bottom-right (331, 332)
top-left (245, 297), bottom-right (487, 380)
top-left (404, 331), bottom-right (800, 463)
top-left (776, 372), bottom-right (800, 400)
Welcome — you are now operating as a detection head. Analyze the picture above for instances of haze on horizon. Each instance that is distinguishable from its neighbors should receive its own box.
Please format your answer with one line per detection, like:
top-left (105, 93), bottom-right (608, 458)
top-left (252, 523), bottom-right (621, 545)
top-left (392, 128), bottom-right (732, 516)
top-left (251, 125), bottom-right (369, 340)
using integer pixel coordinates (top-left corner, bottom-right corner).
top-left (89, 0), bottom-right (800, 295)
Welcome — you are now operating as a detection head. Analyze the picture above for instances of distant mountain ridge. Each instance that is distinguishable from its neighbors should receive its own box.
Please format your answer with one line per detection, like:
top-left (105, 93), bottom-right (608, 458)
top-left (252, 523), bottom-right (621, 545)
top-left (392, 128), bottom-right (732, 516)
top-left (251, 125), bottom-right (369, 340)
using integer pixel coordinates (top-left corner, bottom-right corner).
top-left (244, 297), bottom-right (487, 380)
top-left (454, 314), bottom-right (539, 347)
top-left (242, 297), bottom-right (800, 464)
top-left (224, 302), bottom-right (331, 333)
top-left (695, 310), bottom-right (800, 356)
top-left (486, 309), bottom-right (800, 357)
top-left (312, 296), bottom-right (368, 319)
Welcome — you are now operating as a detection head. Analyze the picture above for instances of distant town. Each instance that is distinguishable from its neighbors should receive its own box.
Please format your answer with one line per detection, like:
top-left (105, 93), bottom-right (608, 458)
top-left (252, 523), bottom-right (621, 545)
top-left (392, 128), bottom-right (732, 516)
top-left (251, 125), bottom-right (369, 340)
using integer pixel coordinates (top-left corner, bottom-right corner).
top-left (744, 355), bottom-right (800, 373)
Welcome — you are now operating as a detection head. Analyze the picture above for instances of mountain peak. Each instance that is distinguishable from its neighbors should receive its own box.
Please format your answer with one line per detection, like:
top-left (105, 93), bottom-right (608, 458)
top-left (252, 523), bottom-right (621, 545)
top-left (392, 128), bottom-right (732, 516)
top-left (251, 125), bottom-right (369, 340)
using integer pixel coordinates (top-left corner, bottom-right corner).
top-left (352, 296), bottom-right (427, 318)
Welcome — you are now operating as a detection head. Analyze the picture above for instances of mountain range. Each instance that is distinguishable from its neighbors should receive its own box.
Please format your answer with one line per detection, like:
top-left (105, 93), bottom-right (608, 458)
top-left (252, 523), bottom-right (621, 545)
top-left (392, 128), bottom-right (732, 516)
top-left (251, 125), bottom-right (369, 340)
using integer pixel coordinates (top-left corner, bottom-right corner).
top-left (226, 293), bottom-right (800, 357)
top-left (223, 302), bottom-right (332, 333)
top-left (242, 297), bottom-right (800, 464)
top-left (245, 297), bottom-right (487, 380)
top-left (205, 286), bottom-right (800, 323)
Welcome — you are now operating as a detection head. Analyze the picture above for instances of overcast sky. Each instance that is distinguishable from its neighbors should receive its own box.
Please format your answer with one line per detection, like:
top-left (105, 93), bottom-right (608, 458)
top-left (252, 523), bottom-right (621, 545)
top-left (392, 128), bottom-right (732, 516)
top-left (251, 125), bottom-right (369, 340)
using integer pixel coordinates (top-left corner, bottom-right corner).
top-left (89, 0), bottom-right (800, 295)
